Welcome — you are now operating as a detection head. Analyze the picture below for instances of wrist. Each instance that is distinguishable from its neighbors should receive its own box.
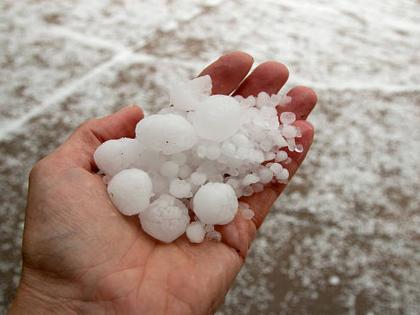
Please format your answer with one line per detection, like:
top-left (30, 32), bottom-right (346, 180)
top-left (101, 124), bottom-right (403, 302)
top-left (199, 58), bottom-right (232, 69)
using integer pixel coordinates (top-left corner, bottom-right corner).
top-left (9, 268), bottom-right (106, 315)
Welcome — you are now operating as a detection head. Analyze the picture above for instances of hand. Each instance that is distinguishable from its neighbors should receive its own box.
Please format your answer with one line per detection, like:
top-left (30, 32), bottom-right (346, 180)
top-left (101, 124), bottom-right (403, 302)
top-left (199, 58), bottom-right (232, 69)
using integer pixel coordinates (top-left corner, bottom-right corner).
top-left (9, 52), bottom-right (317, 315)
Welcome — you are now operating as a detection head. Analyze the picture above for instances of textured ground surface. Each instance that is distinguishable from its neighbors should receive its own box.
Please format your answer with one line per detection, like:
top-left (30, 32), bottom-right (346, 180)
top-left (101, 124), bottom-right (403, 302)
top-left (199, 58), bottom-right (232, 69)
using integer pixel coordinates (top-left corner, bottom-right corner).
top-left (1, 0), bottom-right (420, 314)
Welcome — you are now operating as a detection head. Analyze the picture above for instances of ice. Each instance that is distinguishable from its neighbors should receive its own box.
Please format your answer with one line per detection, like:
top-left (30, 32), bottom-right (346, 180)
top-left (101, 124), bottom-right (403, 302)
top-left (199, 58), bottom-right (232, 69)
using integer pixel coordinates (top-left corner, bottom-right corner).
top-left (190, 172), bottom-right (207, 186)
top-left (169, 178), bottom-right (192, 198)
top-left (160, 161), bottom-right (179, 178)
top-left (193, 183), bottom-right (238, 225)
top-left (93, 75), bottom-right (304, 244)
top-left (136, 113), bottom-right (197, 154)
top-left (139, 194), bottom-right (190, 243)
top-left (282, 125), bottom-right (298, 139)
top-left (258, 167), bottom-right (274, 184)
top-left (186, 221), bottom-right (206, 243)
top-left (275, 150), bottom-right (288, 162)
top-left (107, 169), bottom-right (153, 215)
top-left (169, 75), bottom-right (212, 111)
top-left (192, 95), bottom-right (242, 142)
top-left (94, 138), bottom-right (141, 176)
top-left (280, 112), bottom-right (296, 125)
top-left (242, 174), bottom-right (260, 186)
top-left (206, 230), bottom-right (222, 242)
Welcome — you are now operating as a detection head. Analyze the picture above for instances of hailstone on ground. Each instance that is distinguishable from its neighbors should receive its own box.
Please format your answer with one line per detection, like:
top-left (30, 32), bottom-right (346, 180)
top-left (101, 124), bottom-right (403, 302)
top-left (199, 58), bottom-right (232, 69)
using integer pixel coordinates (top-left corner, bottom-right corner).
top-left (94, 74), bottom-right (304, 244)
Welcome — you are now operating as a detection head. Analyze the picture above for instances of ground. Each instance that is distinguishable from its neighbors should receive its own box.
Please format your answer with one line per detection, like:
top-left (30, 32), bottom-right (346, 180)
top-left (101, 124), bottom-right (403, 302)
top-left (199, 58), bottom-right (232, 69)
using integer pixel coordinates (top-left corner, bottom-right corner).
top-left (1, 0), bottom-right (419, 314)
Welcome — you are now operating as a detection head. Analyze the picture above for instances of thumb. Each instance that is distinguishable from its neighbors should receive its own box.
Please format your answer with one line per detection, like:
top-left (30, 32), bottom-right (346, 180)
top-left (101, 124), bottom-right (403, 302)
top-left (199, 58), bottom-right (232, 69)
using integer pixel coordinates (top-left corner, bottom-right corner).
top-left (52, 105), bottom-right (144, 171)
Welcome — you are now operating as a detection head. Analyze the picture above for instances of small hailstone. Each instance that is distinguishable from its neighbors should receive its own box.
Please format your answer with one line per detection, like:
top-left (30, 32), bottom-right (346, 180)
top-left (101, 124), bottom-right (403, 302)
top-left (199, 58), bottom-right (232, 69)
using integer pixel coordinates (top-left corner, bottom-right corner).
top-left (258, 167), bottom-right (273, 184)
top-left (282, 125), bottom-right (298, 138)
top-left (276, 168), bottom-right (289, 181)
top-left (160, 161), bottom-right (179, 178)
top-left (241, 208), bottom-right (255, 220)
top-left (139, 194), bottom-right (190, 243)
top-left (136, 114), bottom-right (197, 154)
top-left (256, 91), bottom-right (271, 108)
top-left (265, 152), bottom-right (276, 161)
top-left (178, 164), bottom-right (192, 179)
top-left (242, 173), bottom-right (260, 186)
top-left (108, 169), bottom-right (153, 215)
top-left (190, 172), bottom-right (207, 186)
top-left (275, 151), bottom-right (288, 162)
top-left (280, 112), bottom-right (296, 125)
top-left (270, 163), bottom-right (283, 176)
top-left (169, 179), bottom-right (192, 198)
top-left (238, 201), bottom-right (250, 209)
top-left (242, 186), bottom-right (254, 197)
top-left (206, 230), bottom-right (222, 241)
top-left (328, 276), bottom-right (340, 286)
top-left (231, 134), bottom-right (249, 147)
top-left (169, 75), bottom-right (212, 111)
top-left (221, 141), bottom-right (236, 156)
top-left (192, 95), bottom-right (242, 142)
top-left (193, 183), bottom-right (238, 225)
top-left (206, 144), bottom-right (221, 160)
top-left (204, 224), bottom-right (214, 232)
top-left (295, 144), bottom-right (304, 153)
top-left (186, 222), bottom-right (206, 243)
top-left (94, 138), bottom-right (141, 176)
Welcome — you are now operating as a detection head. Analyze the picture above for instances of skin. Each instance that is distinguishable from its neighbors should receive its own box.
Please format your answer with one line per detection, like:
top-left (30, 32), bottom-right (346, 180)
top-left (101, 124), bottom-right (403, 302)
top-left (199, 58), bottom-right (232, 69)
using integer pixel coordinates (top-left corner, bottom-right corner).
top-left (9, 51), bottom-right (317, 315)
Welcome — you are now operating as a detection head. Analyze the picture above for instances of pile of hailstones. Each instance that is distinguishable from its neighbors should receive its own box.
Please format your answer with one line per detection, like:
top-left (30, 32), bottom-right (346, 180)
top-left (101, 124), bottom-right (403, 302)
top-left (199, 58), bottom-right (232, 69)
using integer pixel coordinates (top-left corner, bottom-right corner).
top-left (94, 75), bottom-right (302, 244)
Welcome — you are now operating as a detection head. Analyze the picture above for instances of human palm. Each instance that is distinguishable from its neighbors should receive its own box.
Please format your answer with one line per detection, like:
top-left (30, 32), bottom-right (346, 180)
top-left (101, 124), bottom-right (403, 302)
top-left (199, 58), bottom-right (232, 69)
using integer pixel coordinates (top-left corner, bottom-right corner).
top-left (10, 52), bottom-right (317, 315)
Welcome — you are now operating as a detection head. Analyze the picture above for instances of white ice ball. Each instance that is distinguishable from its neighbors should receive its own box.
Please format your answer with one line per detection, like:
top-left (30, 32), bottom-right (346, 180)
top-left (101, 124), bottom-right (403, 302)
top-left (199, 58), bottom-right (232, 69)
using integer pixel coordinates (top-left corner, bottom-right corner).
top-left (94, 138), bottom-right (141, 176)
top-left (107, 169), bottom-right (153, 215)
top-left (169, 179), bottom-right (192, 198)
top-left (139, 194), bottom-right (190, 243)
top-left (170, 75), bottom-right (212, 111)
top-left (192, 95), bottom-right (242, 142)
top-left (193, 182), bottom-right (238, 225)
top-left (136, 114), bottom-right (197, 154)
top-left (186, 222), bottom-right (206, 243)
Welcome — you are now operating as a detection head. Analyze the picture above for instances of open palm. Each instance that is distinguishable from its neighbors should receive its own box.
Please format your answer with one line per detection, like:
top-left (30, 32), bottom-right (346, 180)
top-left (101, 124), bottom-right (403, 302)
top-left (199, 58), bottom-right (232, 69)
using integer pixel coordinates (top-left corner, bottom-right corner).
top-left (10, 52), bottom-right (317, 315)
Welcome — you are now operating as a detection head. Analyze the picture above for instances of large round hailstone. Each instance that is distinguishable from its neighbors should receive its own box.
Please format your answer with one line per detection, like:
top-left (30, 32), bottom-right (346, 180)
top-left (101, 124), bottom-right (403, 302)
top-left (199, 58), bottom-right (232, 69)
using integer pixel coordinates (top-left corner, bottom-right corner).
top-left (94, 138), bottom-right (141, 176)
top-left (193, 182), bottom-right (238, 225)
top-left (192, 95), bottom-right (242, 142)
top-left (136, 114), bottom-right (197, 154)
top-left (139, 194), bottom-right (190, 243)
top-left (107, 169), bottom-right (153, 215)
top-left (170, 75), bottom-right (212, 111)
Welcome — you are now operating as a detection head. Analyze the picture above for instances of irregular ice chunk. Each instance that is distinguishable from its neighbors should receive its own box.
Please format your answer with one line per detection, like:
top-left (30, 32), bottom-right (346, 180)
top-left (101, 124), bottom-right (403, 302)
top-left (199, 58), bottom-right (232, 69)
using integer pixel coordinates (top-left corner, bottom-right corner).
top-left (139, 194), bottom-right (190, 243)
top-left (193, 182), bottom-right (238, 225)
top-left (170, 75), bottom-right (212, 111)
top-left (94, 138), bottom-right (141, 176)
top-left (282, 125), bottom-right (298, 139)
top-left (169, 179), bottom-right (192, 198)
top-left (192, 95), bottom-right (242, 142)
top-left (186, 222), bottom-right (206, 243)
top-left (242, 173), bottom-right (260, 186)
top-left (136, 114), bottom-right (197, 154)
top-left (107, 169), bottom-right (153, 215)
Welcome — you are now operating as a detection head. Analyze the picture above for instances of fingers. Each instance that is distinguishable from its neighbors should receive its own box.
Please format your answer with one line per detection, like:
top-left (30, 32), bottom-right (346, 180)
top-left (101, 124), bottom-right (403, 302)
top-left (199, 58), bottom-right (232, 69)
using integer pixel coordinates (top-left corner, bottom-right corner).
top-left (278, 86), bottom-right (318, 120)
top-left (199, 51), bottom-right (254, 95)
top-left (233, 61), bottom-right (289, 97)
top-left (219, 120), bottom-right (314, 257)
top-left (52, 105), bottom-right (144, 171)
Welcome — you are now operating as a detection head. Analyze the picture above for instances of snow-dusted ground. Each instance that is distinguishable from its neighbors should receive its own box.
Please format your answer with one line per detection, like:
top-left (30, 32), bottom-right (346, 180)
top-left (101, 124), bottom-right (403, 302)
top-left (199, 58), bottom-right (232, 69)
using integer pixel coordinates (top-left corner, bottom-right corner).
top-left (1, 0), bottom-right (419, 313)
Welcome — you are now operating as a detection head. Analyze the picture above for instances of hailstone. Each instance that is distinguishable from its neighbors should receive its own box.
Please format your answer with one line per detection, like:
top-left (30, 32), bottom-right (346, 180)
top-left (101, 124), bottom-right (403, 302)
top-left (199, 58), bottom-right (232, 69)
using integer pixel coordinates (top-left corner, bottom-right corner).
top-left (193, 182), bottom-right (238, 225)
top-left (136, 114), bottom-right (197, 154)
top-left (107, 169), bottom-right (153, 215)
top-left (139, 194), bottom-right (190, 243)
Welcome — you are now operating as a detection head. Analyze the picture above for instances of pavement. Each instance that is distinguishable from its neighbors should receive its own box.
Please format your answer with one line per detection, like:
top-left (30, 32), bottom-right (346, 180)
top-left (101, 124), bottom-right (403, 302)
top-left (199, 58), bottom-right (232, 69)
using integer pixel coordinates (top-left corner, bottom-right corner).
top-left (1, 0), bottom-right (419, 314)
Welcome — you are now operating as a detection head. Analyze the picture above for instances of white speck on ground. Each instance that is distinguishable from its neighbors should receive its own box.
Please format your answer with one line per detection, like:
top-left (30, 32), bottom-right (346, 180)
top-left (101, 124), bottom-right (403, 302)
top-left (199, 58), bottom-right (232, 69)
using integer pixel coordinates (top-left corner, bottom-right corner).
top-left (0, 0), bottom-right (419, 314)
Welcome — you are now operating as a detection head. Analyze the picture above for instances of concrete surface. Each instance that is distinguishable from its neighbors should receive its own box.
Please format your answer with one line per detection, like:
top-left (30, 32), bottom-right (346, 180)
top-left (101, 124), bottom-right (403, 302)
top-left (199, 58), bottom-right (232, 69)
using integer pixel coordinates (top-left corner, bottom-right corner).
top-left (1, 0), bottom-right (419, 314)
